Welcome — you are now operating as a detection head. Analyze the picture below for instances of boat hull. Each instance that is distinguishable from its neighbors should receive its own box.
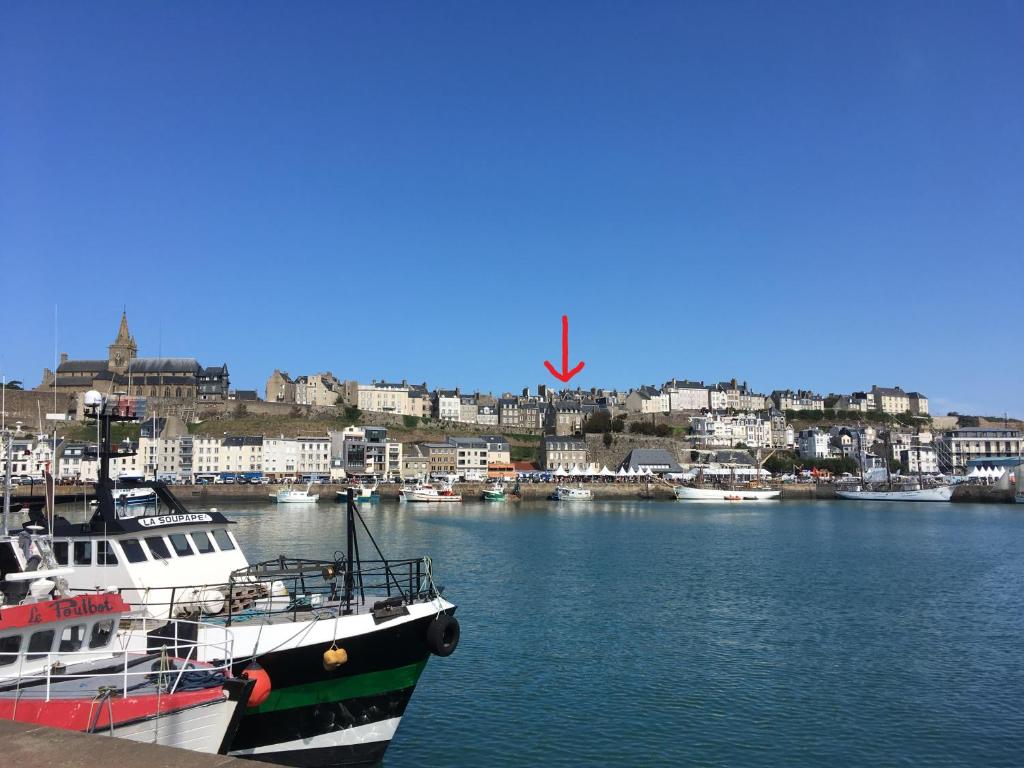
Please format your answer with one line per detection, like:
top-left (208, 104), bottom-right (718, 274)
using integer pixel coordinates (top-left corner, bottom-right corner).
top-left (400, 492), bottom-right (462, 503)
top-left (0, 684), bottom-right (245, 754)
top-left (673, 486), bottom-right (780, 501)
top-left (835, 486), bottom-right (953, 502)
top-left (223, 606), bottom-right (455, 767)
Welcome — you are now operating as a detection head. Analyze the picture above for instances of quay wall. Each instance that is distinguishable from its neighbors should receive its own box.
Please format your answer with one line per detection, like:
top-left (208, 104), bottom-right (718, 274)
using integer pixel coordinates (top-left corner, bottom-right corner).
top-left (19, 481), bottom-right (1014, 505)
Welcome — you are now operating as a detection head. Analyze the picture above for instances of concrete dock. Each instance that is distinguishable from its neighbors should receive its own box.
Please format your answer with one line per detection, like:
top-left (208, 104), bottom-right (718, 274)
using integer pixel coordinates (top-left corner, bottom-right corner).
top-left (0, 719), bottom-right (281, 768)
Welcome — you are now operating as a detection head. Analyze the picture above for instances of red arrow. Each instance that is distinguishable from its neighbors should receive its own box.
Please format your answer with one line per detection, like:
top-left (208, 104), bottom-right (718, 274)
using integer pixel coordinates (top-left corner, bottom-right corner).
top-left (544, 315), bottom-right (585, 383)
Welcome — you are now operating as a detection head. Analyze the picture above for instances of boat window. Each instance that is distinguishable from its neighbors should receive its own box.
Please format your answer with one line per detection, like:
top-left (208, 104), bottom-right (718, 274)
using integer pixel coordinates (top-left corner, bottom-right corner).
top-left (120, 539), bottom-right (147, 563)
top-left (89, 620), bottom-right (115, 649)
top-left (27, 630), bottom-right (56, 660)
top-left (212, 529), bottom-right (234, 551)
top-left (145, 536), bottom-right (171, 560)
top-left (53, 541), bottom-right (69, 566)
top-left (169, 533), bottom-right (193, 557)
top-left (0, 635), bottom-right (21, 666)
top-left (73, 541), bottom-right (92, 565)
top-left (191, 531), bottom-right (215, 554)
top-left (97, 541), bottom-right (118, 566)
top-left (59, 624), bottom-right (86, 653)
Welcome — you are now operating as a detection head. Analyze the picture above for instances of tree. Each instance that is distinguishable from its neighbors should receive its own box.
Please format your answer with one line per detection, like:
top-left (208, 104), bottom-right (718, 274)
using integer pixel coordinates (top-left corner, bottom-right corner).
top-left (602, 431), bottom-right (613, 448)
top-left (654, 424), bottom-right (671, 437)
top-left (233, 402), bottom-right (249, 418)
top-left (611, 416), bottom-right (626, 433)
top-left (0, 380), bottom-right (23, 390)
top-left (402, 415), bottom-right (419, 428)
top-left (583, 412), bottom-right (612, 433)
top-left (344, 405), bottom-right (362, 423)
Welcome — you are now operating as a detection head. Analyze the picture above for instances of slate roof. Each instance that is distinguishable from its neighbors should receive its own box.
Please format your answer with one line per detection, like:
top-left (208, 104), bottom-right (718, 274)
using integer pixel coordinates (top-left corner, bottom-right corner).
top-left (223, 435), bottom-right (263, 447)
top-left (56, 359), bottom-right (109, 373)
top-left (128, 358), bottom-right (201, 374)
top-left (620, 448), bottom-right (683, 473)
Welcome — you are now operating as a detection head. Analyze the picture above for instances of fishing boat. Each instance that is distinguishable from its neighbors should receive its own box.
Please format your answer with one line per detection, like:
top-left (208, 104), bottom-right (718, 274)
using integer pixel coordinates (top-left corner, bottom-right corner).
top-left (271, 481), bottom-right (319, 503)
top-left (481, 482), bottom-right (507, 502)
top-left (0, 574), bottom-right (251, 753)
top-left (399, 482), bottom-right (463, 503)
top-left (336, 479), bottom-right (379, 503)
top-left (0, 393), bottom-right (461, 767)
top-left (91, 485), bottom-right (158, 513)
top-left (672, 485), bottom-right (781, 501)
top-left (550, 485), bottom-right (593, 501)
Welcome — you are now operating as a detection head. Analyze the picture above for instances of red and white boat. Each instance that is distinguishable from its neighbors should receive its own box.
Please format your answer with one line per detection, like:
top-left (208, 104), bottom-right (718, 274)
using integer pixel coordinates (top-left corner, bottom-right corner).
top-left (0, 582), bottom-right (251, 753)
top-left (399, 482), bottom-right (463, 503)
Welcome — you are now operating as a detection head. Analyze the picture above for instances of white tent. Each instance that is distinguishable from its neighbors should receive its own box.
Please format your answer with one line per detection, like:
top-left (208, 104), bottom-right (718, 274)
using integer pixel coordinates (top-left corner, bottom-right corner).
top-left (599, 465), bottom-right (614, 477)
top-left (626, 466), bottom-right (637, 477)
top-left (616, 467), bottom-right (628, 477)
top-left (553, 466), bottom-right (568, 477)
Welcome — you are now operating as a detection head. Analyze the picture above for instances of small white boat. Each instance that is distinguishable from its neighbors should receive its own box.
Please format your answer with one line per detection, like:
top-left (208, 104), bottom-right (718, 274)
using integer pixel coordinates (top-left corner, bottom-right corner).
top-left (1016, 490), bottom-right (1024, 504)
top-left (552, 485), bottom-right (593, 501)
top-left (399, 482), bottom-right (462, 503)
top-left (835, 485), bottom-right (953, 502)
top-left (272, 482), bottom-right (320, 503)
top-left (673, 485), bottom-right (780, 502)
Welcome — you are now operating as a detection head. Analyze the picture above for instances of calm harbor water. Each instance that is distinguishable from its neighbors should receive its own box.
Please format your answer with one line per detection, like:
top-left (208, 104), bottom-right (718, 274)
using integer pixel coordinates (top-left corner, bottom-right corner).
top-left (220, 498), bottom-right (1024, 767)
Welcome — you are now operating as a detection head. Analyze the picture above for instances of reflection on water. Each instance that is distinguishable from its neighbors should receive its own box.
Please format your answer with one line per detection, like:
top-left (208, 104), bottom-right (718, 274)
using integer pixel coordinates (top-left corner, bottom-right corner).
top-left (74, 498), bottom-right (1024, 766)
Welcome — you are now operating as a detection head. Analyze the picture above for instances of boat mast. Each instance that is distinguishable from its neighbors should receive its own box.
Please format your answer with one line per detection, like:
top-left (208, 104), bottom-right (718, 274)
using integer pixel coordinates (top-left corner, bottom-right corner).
top-left (2, 430), bottom-right (12, 536)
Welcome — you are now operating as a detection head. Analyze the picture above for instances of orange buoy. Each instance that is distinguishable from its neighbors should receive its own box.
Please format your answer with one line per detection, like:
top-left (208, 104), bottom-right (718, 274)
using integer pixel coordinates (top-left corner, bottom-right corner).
top-left (242, 661), bottom-right (272, 707)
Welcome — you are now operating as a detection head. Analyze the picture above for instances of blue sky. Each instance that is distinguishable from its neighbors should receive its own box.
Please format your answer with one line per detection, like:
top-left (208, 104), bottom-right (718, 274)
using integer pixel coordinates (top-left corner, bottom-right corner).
top-left (2, 2), bottom-right (1022, 416)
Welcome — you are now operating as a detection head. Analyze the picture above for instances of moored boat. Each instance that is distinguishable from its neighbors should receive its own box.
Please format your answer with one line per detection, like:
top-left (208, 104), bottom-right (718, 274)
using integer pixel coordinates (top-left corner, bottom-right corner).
top-left (551, 485), bottom-right (593, 501)
top-left (0, 393), bottom-right (461, 767)
top-left (481, 482), bottom-right (507, 501)
top-left (835, 485), bottom-right (953, 502)
top-left (399, 482), bottom-right (463, 503)
top-left (673, 485), bottom-right (780, 501)
top-left (0, 574), bottom-right (251, 753)
top-left (272, 482), bottom-right (320, 503)
top-left (336, 479), bottom-right (379, 503)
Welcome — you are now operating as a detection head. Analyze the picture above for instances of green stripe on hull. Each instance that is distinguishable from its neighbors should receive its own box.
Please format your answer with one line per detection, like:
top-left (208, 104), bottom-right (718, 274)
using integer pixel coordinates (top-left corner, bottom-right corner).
top-left (250, 660), bottom-right (429, 715)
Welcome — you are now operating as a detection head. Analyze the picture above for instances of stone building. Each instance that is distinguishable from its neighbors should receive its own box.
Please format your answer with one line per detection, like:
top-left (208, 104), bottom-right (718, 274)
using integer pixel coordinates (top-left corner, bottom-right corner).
top-left (39, 312), bottom-right (228, 405)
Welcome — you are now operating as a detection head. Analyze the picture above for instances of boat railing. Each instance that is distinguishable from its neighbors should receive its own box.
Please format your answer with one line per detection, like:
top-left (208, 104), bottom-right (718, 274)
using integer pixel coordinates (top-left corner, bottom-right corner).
top-left (74, 556), bottom-right (439, 626)
top-left (2, 617), bottom-right (235, 702)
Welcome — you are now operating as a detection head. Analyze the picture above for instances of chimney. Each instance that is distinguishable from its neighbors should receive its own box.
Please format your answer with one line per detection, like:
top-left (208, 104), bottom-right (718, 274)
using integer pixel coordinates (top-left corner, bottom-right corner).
top-left (60, 352), bottom-right (68, 365)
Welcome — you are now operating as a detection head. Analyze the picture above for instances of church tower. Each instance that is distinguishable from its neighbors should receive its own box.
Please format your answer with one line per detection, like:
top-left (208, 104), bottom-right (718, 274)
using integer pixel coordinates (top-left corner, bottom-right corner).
top-left (107, 311), bottom-right (138, 374)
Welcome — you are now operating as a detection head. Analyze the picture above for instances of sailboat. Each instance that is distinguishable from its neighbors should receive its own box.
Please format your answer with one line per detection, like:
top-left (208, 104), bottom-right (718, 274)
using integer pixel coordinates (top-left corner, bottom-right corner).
top-left (835, 437), bottom-right (952, 502)
top-left (673, 453), bottom-right (780, 502)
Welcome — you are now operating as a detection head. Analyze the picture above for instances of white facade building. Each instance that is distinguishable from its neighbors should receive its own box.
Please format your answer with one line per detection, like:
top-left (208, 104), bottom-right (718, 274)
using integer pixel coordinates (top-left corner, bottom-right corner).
top-left (797, 429), bottom-right (833, 459)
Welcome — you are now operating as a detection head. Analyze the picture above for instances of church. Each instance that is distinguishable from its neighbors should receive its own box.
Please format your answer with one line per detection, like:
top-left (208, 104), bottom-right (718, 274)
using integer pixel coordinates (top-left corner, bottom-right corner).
top-left (39, 312), bottom-right (229, 402)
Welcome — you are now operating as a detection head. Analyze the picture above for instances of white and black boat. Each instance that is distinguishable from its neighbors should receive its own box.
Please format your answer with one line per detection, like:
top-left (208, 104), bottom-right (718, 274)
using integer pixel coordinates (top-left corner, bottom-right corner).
top-left (0, 393), bottom-right (460, 767)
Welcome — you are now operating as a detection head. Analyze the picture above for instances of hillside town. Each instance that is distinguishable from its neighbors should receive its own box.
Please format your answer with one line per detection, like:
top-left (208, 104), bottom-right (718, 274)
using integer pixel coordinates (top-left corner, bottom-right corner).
top-left (3, 313), bottom-right (1022, 485)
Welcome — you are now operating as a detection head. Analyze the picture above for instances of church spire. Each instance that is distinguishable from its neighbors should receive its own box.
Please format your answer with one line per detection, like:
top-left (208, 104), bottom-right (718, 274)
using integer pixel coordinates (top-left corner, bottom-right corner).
top-left (115, 309), bottom-right (132, 344)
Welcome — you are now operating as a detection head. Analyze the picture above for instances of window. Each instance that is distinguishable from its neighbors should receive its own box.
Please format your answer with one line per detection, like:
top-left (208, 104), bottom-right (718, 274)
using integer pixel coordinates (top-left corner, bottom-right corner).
top-left (97, 541), bottom-right (118, 566)
top-left (146, 536), bottom-right (171, 559)
top-left (0, 635), bottom-right (21, 666)
top-left (53, 541), bottom-right (69, 565)
top-left (191, 531), bottom-right (215, 554)
top-left (213, 529), bottom-right (235, 551)
top-left (169, 533), bottom-right (193, 557)
top-left (89, 620), bottom-right (115, 649)
top-left (73, 541), bottom-right (92, 565)
top-left (59, 624), bottom-right (86, 652)
top-left (27, 630), bottom-right (55, 659)
top-left (120, 539), bottom-right (147, 563)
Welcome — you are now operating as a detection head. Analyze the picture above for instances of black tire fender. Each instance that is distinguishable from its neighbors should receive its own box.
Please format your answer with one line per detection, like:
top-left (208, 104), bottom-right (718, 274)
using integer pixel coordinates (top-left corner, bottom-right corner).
top-left (426, 614), bottom-right (460, 657)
